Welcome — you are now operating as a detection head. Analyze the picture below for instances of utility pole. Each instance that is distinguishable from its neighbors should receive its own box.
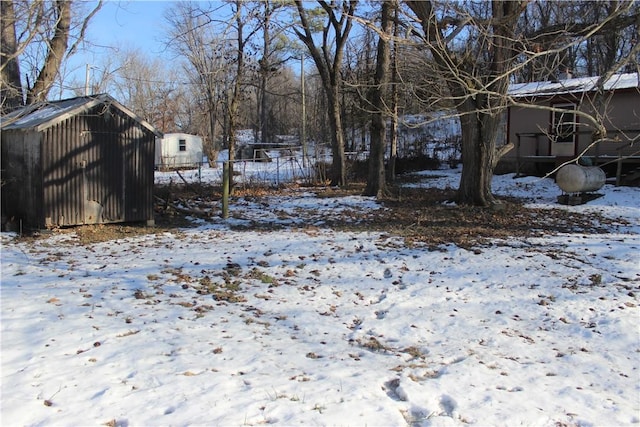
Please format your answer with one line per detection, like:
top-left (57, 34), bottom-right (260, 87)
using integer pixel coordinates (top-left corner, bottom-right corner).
top-left (85, 64), bottom-right (91, 96)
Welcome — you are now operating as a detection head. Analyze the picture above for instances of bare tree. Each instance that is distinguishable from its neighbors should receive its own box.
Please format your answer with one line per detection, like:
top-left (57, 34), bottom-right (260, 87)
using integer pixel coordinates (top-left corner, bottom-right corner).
top-left (255, 0), bottom-right (290, 145)
top-left (405, 0), bottom-right (638, 206)
top-left (406, 1), bottom-right (524, 206)
top-left (226, 0), bottom-right (261, 191)
top-left (364, 0), bottom-right (394, 197)
top-left (165, 2), bottom-right (232, 166)
top-left (388, 2), bottom-right (401, 181)
top-left (294, 0), bottom-right (357, 186)
top-left (514, 1), bottom-right (639, 82)
top-left (1, 0), bottom-right (24, 111)
top-left (0, 0), bottom-right (102, 112)
top-left (343, 28), bottom-right (377, 154)
top-left (576, 1), bottom-right (640, 76)
top-left (107, 48), bottom-right (180, 132)
top-left (26, 0), bottom-right (72, 103)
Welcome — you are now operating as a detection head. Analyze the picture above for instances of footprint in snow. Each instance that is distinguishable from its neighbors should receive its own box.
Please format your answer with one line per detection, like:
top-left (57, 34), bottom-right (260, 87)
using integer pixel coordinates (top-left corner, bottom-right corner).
top-left (439, 394), bottom-right (457, 417)
top-left (382, 378), bottom-right (403, 401)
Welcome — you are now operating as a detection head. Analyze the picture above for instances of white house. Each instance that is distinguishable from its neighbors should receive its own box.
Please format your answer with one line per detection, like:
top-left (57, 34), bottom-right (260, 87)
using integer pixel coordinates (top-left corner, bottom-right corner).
top-left (155, 133), bottom-right (203, 170)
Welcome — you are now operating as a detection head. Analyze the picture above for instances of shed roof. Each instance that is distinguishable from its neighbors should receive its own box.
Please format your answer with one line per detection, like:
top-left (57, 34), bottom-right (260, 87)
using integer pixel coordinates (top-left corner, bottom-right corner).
top-left (509, 72), bottom-right (639, 98)
top-left (1, 94), bottom-right (162, 137)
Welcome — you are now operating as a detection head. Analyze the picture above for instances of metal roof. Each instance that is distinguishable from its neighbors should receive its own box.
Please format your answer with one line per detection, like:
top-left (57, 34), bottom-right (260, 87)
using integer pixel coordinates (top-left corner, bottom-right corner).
top-left (1, 94), bottom-right (162, 137)
top-left (509, 72), bottom-right (639, 98)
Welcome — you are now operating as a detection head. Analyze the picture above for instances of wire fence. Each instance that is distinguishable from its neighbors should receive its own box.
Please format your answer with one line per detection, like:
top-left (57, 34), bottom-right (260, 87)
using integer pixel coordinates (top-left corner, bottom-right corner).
top-left (154, 154), bottom-right (322, 188)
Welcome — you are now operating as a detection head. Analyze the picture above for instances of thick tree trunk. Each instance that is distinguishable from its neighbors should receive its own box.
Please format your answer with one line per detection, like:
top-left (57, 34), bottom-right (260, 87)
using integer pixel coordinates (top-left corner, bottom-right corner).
top-left (327, 87), bottom-right (347, 186)
top-left (457, 104), bottom-right (500, 206)
top-left (364, 0), bottom-right (393, 197)
top-left (27, 0), bottom-right (71, 104)
top-left (1, 0), bottom-right (23, 112)
top-left (407, 0), bottom-right (521, 206)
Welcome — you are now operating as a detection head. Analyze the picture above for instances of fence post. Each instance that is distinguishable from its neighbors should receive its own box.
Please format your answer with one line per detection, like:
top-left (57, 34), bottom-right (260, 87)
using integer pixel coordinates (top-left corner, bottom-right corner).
top-left (616, 153), bottom-right (622, 186)
top-left (222, 161), bottom-right (230, 218)
top-left (515, 133), bottom-right (521, 177)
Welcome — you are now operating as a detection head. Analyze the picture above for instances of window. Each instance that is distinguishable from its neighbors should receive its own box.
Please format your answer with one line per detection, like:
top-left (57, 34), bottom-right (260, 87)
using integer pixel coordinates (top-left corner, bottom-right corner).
top-left (179, 139), bottom-right (187, 152)
top-left (552, 103), bottom-right (577, 144)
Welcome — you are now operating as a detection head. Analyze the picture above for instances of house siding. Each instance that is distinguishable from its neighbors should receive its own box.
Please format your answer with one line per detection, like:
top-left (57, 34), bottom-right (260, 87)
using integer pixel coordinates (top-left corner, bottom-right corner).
top-left (504, 88), bottom-right (640, 171)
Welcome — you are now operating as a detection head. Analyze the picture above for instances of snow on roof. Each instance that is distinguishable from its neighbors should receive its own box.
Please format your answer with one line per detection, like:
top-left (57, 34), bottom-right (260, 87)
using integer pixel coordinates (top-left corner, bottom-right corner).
top-left (1, 94), bottom-right (162, 137)
top-left (1, 95), bottom-right (108, 130)
top-left (509, 72), bottom-right (639, 97)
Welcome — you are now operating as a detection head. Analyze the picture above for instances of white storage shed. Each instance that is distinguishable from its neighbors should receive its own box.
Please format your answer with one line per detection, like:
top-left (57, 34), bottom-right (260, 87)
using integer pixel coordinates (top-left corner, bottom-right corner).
top-left (155, 133), bottom-right (203, 170)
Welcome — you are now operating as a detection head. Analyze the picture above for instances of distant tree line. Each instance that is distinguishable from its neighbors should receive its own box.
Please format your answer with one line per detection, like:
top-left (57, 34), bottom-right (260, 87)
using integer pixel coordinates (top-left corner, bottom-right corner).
top-left (2, 0), bottom-right (638, 205)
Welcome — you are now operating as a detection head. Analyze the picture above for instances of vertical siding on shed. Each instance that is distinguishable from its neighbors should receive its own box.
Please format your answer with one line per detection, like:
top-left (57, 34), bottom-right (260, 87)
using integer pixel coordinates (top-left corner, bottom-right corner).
top-left (83, 109), bottom-right (124, 223)
top-left (1, 130), bottom-right (42, 226)
top-left (121, 112), bottom-right (154, 223)
top-left (42, 115), bottom-right (84, 226)
top-left (39, 105), bottom-right (154, 227)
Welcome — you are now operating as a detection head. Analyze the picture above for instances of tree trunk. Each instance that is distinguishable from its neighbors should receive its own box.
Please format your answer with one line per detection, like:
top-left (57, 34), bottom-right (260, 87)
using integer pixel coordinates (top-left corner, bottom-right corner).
top-left (27, 0), bottom-right (71, 104)
top-left (227, 0), bottom-right (247, 193)
top-left (388, 2), bottom-right (400, 182)
top-left (294, 1), bottom-right (355, 187)
top-left (407, 0), bottom-right (521, 206)
top-left (457, 100), bottom-right (501, 206)
top-left (327, 86), bottom-right (347, 186)
top-left (259, 6), bottom-right (271, 145)
top-left (0, 0), bottom-right (23, 112)
top-left (364, 0), bottom-right (393, 197)
top-left (259, 70), bottom-right (268, 144)
top-left (206, 100), bottom-right (219, 167)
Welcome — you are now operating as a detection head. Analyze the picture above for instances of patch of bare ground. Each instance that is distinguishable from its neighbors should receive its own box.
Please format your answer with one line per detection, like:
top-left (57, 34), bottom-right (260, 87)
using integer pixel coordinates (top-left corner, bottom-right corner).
top-left (16, 181), bottom-right (616, 246)
top-left (373, 187), bottom-right (614, 250)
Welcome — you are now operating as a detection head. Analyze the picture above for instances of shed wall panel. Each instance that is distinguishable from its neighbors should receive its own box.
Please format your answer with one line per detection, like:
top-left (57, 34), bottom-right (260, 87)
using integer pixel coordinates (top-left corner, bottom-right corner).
top-left (83, 110), bottom-right (125, 223)
top-left (42, 117), bottom-right (84, 226)
top-left (3, 97), bottom-right (156, 228)
top-left (1, 130), bottom-right (42, 225)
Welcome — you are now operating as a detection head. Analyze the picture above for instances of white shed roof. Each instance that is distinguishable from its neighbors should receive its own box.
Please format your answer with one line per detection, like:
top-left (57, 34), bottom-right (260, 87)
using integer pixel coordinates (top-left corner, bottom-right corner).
top-left (509, 72), bottom-right (639, 98)
top-left (1, 94), bottom-right (162, 137)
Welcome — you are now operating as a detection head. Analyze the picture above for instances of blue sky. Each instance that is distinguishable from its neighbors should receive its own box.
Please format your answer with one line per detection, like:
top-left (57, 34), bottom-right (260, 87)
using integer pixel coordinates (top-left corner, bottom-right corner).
top-left (87, 1), bottom-right (172, 55)
top-left (64, 1), bottom-right (173, 94)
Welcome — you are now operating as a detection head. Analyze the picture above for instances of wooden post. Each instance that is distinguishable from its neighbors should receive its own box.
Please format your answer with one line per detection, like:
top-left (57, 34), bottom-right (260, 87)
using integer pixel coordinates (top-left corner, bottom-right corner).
top-left (222, 161), bottom-right (230, 218)
top-left (616, 153), bottom-right (622, 187)
top-left (515, 133), bottom-right (521, 177)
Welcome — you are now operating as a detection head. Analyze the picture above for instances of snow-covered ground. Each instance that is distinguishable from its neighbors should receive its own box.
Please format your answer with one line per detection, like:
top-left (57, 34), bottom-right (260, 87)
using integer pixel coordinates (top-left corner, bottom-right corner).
top-left (1, 168), bottom-right (639, 426)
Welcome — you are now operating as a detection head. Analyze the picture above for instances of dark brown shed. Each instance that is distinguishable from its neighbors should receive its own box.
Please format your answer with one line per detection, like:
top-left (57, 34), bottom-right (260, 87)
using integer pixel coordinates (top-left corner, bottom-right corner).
top-left (1, 94), bottom-right (162, 229)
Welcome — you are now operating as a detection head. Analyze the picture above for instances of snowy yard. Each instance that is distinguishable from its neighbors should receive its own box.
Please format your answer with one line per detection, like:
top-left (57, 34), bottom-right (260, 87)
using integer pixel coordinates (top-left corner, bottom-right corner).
top-left (1, 168), bottom-right (639, 426)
